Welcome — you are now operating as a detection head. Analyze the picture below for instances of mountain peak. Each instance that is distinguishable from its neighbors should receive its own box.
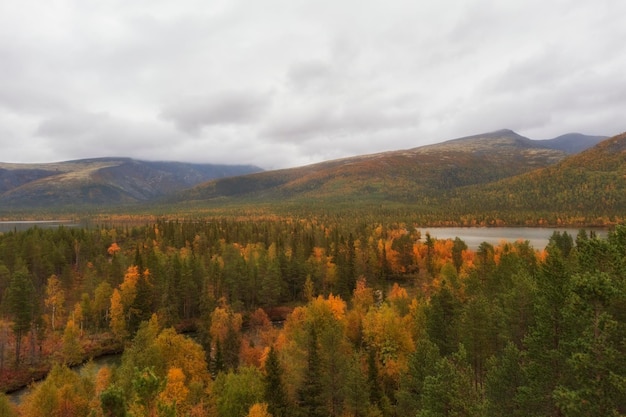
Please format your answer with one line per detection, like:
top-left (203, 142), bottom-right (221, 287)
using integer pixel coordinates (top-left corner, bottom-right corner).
top-left (536, 133), bottom-right (608, 154)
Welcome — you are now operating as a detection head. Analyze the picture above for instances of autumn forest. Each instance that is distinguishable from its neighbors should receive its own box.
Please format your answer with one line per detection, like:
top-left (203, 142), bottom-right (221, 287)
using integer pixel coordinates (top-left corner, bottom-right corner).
top-left (0, 217), bottom-right (625, 417)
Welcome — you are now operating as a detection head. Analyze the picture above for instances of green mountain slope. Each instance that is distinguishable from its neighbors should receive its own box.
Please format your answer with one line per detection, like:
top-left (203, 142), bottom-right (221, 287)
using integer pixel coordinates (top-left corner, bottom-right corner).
top-left (446, 131), bottom-right (626, 222)
top-left (180, 129), bottom-right (568, 203)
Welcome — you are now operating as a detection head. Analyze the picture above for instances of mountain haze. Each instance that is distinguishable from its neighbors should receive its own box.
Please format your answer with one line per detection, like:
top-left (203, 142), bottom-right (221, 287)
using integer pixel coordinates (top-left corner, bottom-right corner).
top-left (0, 158), bottom-right (261, 208)
top-left (536, 132), bottom-right (608, 154)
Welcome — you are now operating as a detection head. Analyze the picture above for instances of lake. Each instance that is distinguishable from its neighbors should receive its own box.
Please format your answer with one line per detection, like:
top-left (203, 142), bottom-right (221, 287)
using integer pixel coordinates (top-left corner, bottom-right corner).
top-left (418, 227), bottom-right (608, 250)
top-left (0, 222), bottom-right (608, 250)
top-left (0, 220), bottom-right (77, 233)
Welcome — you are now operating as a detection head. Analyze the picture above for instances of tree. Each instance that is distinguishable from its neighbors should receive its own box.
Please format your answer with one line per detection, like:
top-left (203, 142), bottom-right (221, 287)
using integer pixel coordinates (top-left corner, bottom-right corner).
top-left (109, 289), bottom-right (127, 341)
top-left (343, 353), bottom-right (369, 417)
top-left (298, 325), bottom-right (325, 417)
top-left (61, 319), bottom-right (84, 365)
top-left (6, 266), bottom-right (34, 365)
top-left (485, 342), bottom-right (525, 417)
top-left (396, 336), bottom-right (440, 415)
top-left (129, 367), bottom-right (162, 417)
top-left (553, 272), bottom-right (626, 416)
top-left (19, 363), bottom-right (92, 417)
top-left (215, 366), bottom-right (265, 417)
top-left (417, 347), bottom-right (483, 417)
top-left (0, 393), bottom-right (17, 417)
top-left (93, 281), bottom-right (113, 329)
top-left (319, 318), bottom-right (348, 417)
top-left (210, 306), bottom-right (243, 371)
top-left (452, 237), bottom-right (467, 273)
top-left (100, 385), bottom-right (127, 417)
top-left (519, 241), bottom-right (574, 416)
top-left (247, 402), bottom-right (273, 417)
top-left (367, 346), bottom-right (382, 410)
top-left (44, 274), bottom-right (65, 332)
top-left (264, 347), bottom-right (288, 417)
top-left (159, 367), bottom-right (190, 416)
top-left (426, 283), bottom-right (460, 357)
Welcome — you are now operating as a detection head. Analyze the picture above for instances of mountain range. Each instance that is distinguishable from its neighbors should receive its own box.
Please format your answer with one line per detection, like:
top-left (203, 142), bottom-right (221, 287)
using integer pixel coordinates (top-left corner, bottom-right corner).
top-left (0, 130), bottom-right (615, 220)
top-left (0, 158), bottom-right (261, 208)
top-left (177, 129), bottom-right (607, 203)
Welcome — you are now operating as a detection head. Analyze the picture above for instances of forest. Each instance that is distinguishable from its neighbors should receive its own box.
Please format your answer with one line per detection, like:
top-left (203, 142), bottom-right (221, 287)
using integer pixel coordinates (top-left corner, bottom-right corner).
top-left (0, 216), bottom-right (625, 417)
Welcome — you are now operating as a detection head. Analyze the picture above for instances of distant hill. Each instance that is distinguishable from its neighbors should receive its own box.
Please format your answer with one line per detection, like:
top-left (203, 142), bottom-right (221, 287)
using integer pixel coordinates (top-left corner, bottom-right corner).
top-left (446, 131), bottom-right (626, 222)
top-left (179, 129), bottom-right (569, 203)
top-left (0, 158), bottom-right (262, 208)
top-left (0, 129), bottom-right (612, 218)
top-left (535, 133), bottom-right (608, 154)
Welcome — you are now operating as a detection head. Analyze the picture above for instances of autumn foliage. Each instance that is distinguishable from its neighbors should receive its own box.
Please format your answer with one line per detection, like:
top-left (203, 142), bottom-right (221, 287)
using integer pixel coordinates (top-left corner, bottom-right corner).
top-left (0, 219), bottom-right (625, 416)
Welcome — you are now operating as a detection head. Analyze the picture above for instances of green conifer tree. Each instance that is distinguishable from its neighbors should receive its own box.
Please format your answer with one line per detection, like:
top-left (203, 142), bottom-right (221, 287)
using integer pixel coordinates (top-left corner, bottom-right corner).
top-left (6, 266), bottom-right (34, 365)
top-left (298, 326), bottom-right (325, 417)
top-left (264, 346), bottom-right (288, 417)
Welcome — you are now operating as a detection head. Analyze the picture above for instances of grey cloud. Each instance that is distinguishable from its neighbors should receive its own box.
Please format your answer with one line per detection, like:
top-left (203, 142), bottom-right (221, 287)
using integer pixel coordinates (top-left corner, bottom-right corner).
top-left (1, 0), bottom-right (625, 169)
top-left (36, 111), bottom-right (170, 158)
top-left (160, 91), bottom-right (272, 134)
top-left (0, 85), bottom-right (69, 115)
top-left (287, 60), bottom-right (333, 92)
top-left (262, 97), bottom-right (419, 143)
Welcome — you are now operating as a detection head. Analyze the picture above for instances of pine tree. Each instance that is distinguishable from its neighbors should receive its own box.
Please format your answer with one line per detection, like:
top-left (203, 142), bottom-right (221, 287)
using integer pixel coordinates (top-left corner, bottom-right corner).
top-left (367, 347), bottom-right (383, 409)
top-left (6, 266), bottom-right (34, 365)
top-left (519, 243), bottom-right (573, 416)
top-left (264, 346), bottom-right (288, 417)
top-left (396, 336), bottom-right (440, 415)
top-left (344, 353), bottom-right (369, 417)
top-left (224, 321), bottom-right (242, 371)
top-left (298, 325), bottom-right (325, 417)
top-left (100, 384), bottom-right (127, 417)
top-left (212, 339), bottom-right (225, 377)
top-left (426, 283), bottom-right (460, 357)
top-left (485, 342), bottom-right (525, 417)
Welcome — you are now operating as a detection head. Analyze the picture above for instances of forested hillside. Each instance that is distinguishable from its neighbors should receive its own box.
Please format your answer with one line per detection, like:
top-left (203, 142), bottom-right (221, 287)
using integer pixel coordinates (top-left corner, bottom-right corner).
top-left (179, 129), bottom-right (568, 203)
top-left (0, 219), bottom-right (625, 416)
top-left (447, 131), bottom-right (626, 225)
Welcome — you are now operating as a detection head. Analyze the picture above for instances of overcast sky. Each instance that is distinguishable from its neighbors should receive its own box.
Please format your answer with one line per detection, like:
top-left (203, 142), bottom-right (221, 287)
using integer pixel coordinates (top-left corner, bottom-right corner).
top-left (1, 0), bottom-right (624, 169)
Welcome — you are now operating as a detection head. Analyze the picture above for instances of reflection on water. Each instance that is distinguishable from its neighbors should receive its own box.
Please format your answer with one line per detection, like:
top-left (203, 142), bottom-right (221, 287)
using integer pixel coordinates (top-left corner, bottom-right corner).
top-left (419, 227), bottom-right (608, 250)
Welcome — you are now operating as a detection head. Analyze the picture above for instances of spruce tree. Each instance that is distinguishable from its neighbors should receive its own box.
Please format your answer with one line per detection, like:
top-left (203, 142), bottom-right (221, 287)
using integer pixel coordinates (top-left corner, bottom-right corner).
top-left (344, 353), bottom-right (369, 417)
top-left (6, 266), bottom-right (34, 365)
top-left (264, 346), bottom-right (288, 417)
top-left (298, 325), bottom-right (325, 417)
top-left (367, 347), bottom-right (383, 409)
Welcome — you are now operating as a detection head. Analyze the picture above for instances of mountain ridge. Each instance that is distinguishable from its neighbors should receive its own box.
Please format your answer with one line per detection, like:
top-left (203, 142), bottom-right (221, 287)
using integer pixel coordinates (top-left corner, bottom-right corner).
top-left (0, 129), bottom-right (611, 214)
top-left (178, 129), bottom-right (596, 203)
top-left (0, 157), bottom-right (262, 208)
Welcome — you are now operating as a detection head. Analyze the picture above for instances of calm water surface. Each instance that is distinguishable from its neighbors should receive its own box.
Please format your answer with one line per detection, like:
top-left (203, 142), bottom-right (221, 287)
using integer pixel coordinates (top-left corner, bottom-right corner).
top-left (0, 220), bottom-right (77, 233)
top-left (419, 227), bottom-right (608, 250)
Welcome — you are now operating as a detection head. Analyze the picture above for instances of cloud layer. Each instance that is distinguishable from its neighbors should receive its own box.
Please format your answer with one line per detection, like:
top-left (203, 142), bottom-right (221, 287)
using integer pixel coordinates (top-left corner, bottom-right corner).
top-left (1, 0), bottom-right (625, 168)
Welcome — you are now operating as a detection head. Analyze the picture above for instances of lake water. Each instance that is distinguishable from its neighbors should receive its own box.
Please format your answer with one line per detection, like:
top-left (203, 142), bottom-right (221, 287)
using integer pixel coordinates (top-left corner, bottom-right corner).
top-left (0, 220), bottom-right (77, 233)
top-left (0, 222), bottom-right (608, 250)
top-left (419, 227), bottom-right (608, 250)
